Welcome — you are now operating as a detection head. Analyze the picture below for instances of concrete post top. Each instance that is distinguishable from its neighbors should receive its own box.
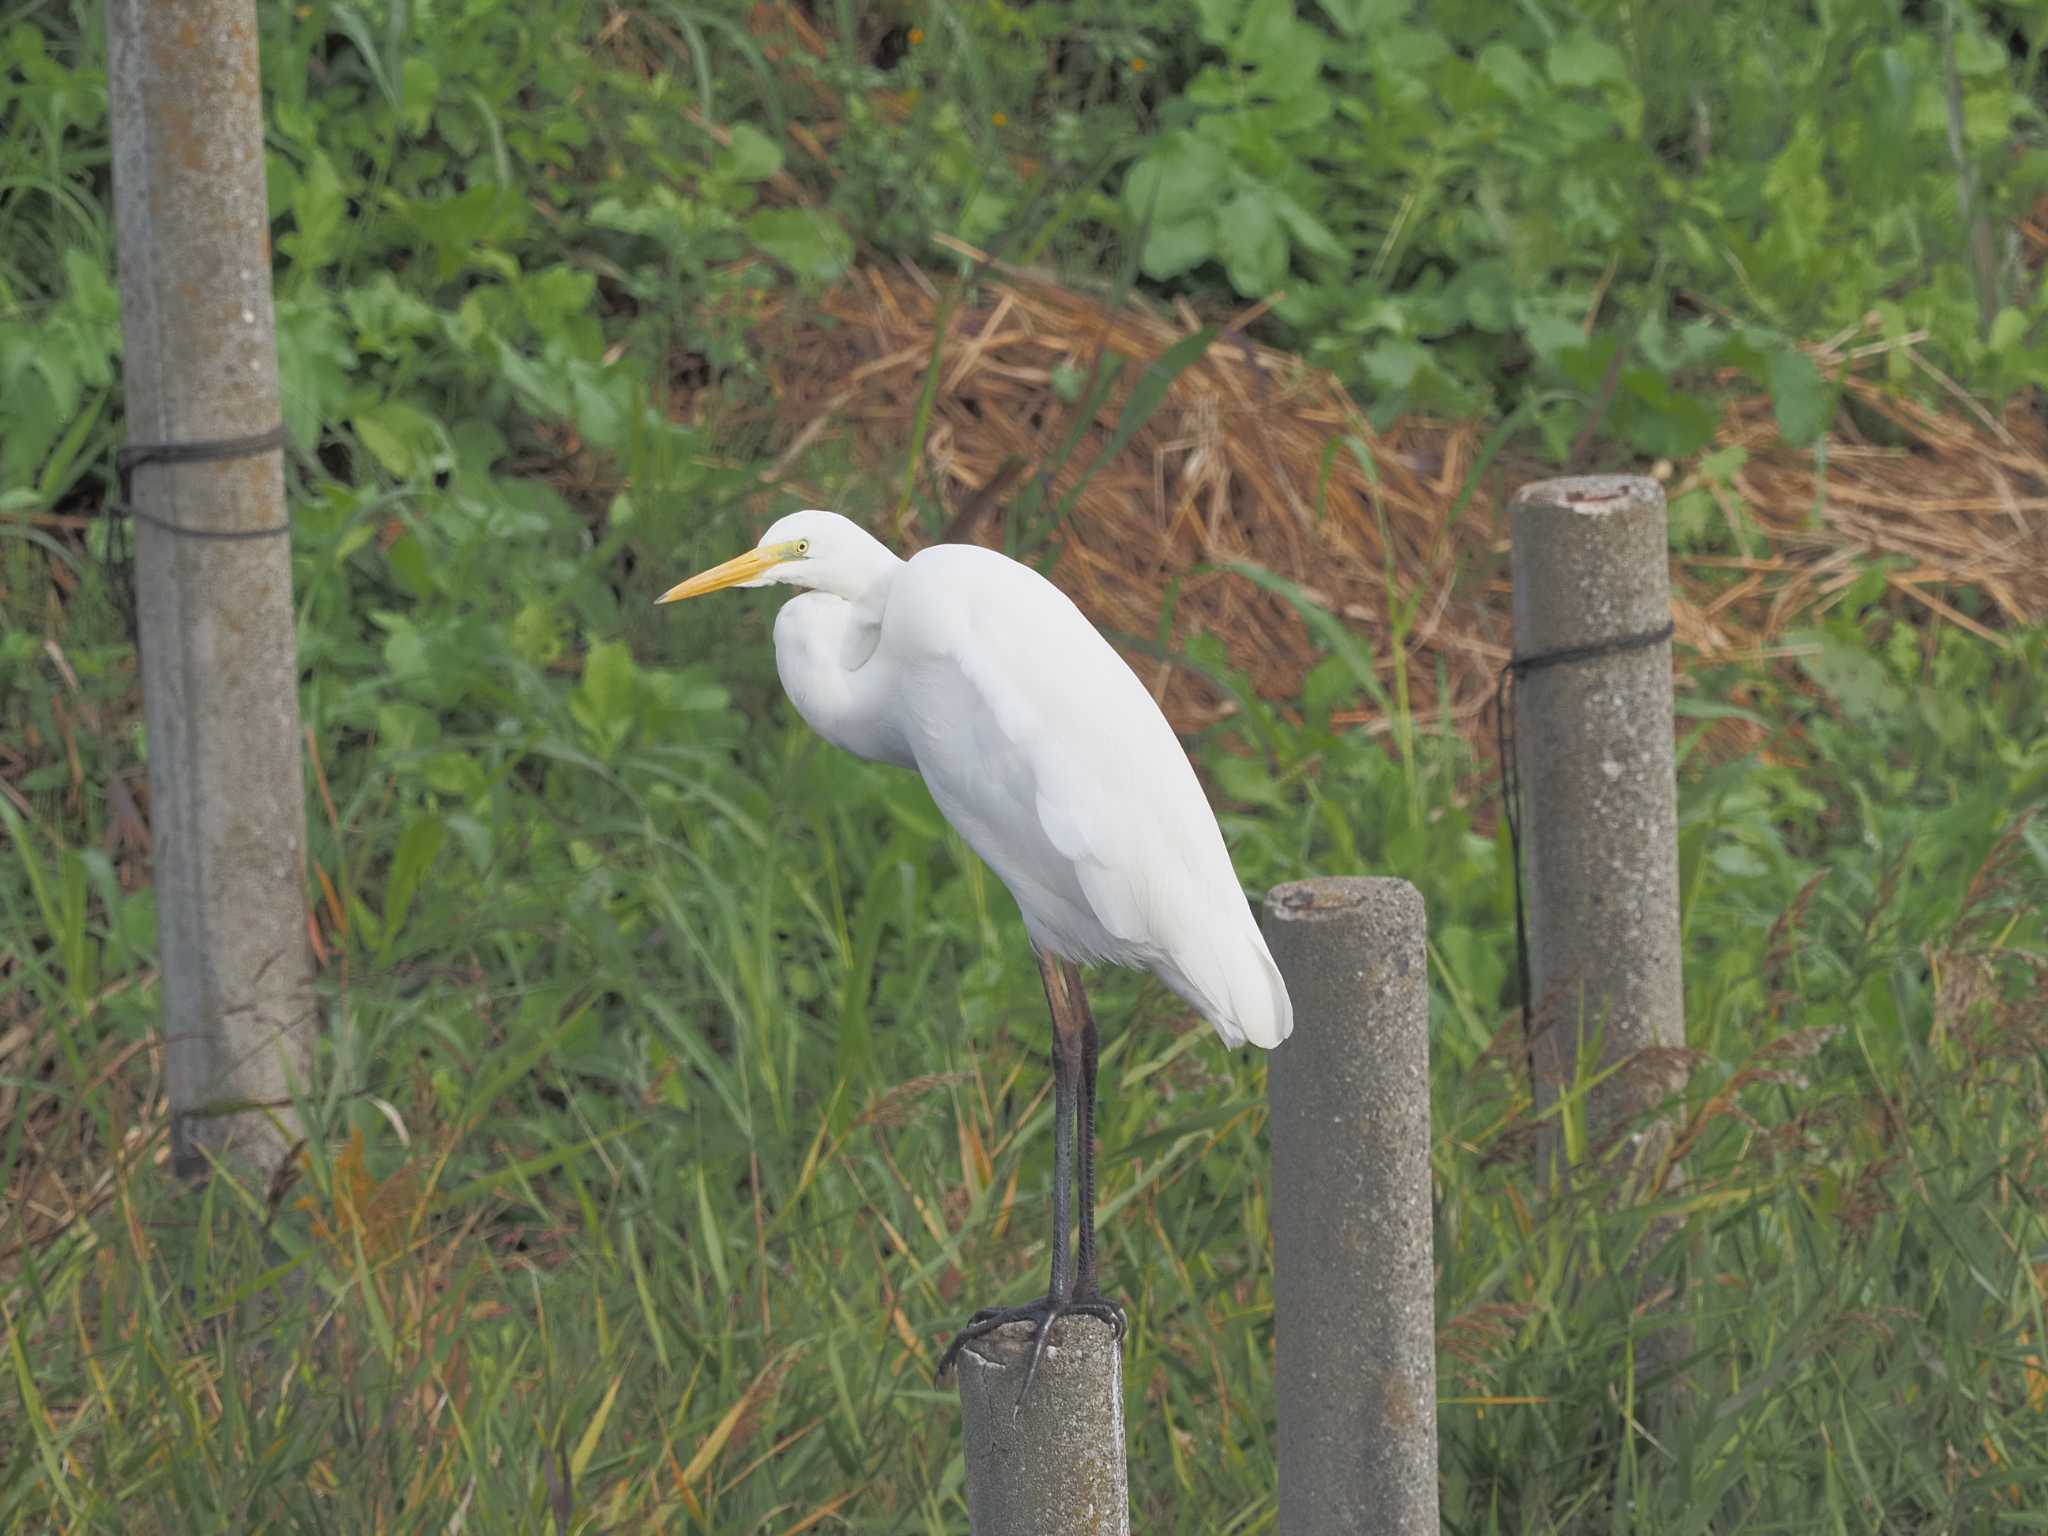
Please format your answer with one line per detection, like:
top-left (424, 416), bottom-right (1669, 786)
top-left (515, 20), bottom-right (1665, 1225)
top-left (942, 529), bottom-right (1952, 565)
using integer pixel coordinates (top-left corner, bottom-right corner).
top-left (961, 1314), bottom-right (1119, 1371)
top-left (1510, 475), bottom-right (1675, 649)
top-left (1510, 474), bottom-right (1666, 518)
top-left (1264, 876), bottom-right (1423, 927)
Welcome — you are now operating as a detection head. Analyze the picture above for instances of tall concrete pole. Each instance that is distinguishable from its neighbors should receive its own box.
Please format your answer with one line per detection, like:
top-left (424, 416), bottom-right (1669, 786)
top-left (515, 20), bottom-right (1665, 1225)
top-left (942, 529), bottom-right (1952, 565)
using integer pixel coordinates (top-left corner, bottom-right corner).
top-left (106, 0), bottom-right (314, 1183)
top-left (1264, 877), bottom-right (1438, 1536)
top-left (1508, 475), bottom-right (1685, 1182)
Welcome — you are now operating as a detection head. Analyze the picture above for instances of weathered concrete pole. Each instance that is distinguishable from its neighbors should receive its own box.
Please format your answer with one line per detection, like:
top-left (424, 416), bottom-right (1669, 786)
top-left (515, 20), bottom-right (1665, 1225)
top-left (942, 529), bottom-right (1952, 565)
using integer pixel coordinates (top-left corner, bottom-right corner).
top-left (106, 0), bottom-right (314, 1183)
top-left (1508, 475), bottom-right (1685, 1181)
top-left (1264, 878), bottom-right (1437, 1536)
top-left (956, 1318), bottom-right (1128, 1535)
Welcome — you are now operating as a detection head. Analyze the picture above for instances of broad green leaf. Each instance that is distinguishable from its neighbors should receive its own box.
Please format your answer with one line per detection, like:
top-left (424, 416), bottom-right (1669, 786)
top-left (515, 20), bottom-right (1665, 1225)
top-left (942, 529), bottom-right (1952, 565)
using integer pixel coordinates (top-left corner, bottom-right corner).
top-left (60, 246), bottom-right (118, 324)
top-left (1238, 0), bottom-right (1324, 88)
top-left (398, 54), bottom-right (439, 134)
top-left (422, 752), bottom-right (487, 800)
top-left (1194, 0), bottom-right (1244, 45)
top-left (1798, 631), bottom-right (1903, 729)
top-left (1269, 187), bottom-right (1345, 260)
top-left (354, 399), bottom-right (443, 478)
top-left (573, 639), bottom-right (641, 755)
top-left (1612, 374), bottom-right (1721, 457)
top-left (1767, 348), bottom-right (1831, 448)
top-left (1378, 23), bottom-right (1451, 74)
top-left (1478, 41), bottom-right (1543, 104)
top-left (287, 153), bottom-right (347, 268)
top-left (30, 344), bottom-right (77, 427)
top-left (406, 186), bottom-right (530, 281)
top-left (1362, 338), bottom-right (1429, 392)
top-left (1316, 0), bottom-right (1408, 37)
top-left (1210, 750), bottom-right (1284, 809)
top-left (1698, 445), bottom-right (1749, 481)
top-left (720, 123), bottom-right (784, 182)
top-left (510, 600), bottom-right (567, 668)
top-left (1217, 191), bottom-right (1287, 295)
top-left (384, 533), bottom-right (434, 598)
top-left (516, 265), bottom-right (597, 335)
top-left (1548, 32), bottom-right (1628, 89)
top-left (743, 209), bottom-right (853, 282)
top-left (380, 616), bottom-right (429, 689)
top-left (1140, 216), bottom-right (1217, 280)
top-left (1455, 260), bottom-right (1517, 333)
top-left (381, 814), bottom-right (447, 951)
top-left (1122, 133), bottom-right (1233, 231)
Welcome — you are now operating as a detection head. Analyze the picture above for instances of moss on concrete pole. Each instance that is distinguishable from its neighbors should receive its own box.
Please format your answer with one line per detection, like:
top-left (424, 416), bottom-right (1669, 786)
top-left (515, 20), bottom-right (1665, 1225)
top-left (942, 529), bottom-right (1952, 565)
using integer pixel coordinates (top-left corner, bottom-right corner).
top-left (1264, 877), bottom-right (1437, 1536)
top-left (1509, 474), bottom-right (1686, 1181)
top-left (107, 0), bottom-right (314, 1184)
top-left (956, 1318), bottom-right (1128, 1535)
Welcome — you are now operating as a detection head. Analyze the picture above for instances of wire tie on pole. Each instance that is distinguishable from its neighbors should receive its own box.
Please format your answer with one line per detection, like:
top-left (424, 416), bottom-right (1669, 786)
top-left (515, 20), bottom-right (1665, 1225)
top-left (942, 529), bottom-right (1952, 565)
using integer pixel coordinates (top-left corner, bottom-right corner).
top-left (111, 424), bottom-right (291, 539)
top-left (1494, 619), bottom-right (1676, 1046)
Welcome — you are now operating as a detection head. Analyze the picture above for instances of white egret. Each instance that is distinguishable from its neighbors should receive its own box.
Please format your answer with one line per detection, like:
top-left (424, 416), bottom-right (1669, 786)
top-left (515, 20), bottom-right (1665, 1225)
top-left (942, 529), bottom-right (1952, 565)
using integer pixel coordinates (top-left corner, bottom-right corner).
top-left (658, 509), bottom-right (1291, 1386)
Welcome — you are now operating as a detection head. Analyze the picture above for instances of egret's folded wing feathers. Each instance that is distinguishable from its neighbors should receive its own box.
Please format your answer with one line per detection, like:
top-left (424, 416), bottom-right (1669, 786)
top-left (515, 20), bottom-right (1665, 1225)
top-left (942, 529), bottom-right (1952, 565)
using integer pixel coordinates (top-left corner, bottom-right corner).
top-left (886, 545), bottom-right (1290, 1047)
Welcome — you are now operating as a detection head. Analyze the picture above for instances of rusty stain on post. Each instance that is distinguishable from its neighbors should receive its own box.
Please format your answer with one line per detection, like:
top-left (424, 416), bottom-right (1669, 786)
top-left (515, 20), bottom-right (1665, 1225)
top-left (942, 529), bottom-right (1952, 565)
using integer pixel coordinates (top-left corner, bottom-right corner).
top-left (107, 0), bottom-right (314, 1185)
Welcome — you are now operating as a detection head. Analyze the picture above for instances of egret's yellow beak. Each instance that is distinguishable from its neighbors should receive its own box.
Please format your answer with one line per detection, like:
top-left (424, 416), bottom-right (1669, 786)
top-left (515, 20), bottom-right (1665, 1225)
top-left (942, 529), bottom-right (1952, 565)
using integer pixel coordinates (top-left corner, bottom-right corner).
top-left (655, 546), bottom-right (785, 604)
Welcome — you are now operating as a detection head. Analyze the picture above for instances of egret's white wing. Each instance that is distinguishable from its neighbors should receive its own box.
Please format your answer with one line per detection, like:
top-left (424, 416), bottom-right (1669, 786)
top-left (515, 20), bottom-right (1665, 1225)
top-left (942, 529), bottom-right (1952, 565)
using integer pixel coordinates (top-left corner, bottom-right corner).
top-left (881, 545), bottom-right (1290, 1048)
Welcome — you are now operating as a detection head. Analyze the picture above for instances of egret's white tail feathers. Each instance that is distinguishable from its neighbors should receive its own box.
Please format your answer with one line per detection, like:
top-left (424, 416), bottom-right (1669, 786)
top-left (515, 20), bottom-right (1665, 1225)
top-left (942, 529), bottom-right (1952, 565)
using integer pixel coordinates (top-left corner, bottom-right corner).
top-left (1231, 938), bottom-right (1294, 1050)
top-left (1159, 924), bottom-right (1294, 1052)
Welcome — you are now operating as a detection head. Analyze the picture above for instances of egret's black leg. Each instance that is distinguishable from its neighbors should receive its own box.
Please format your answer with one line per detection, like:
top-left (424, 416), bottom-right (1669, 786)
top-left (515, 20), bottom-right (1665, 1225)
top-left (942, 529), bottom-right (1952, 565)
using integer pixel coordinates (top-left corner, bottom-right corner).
top-left (937, 957), bottom-right (1079, 1381)
top-left (1068, 976), bottom-right (1125, 1341)
top-left (1076, 989), bottom-right (1099, 1288)
top-left (1046, 998), bottom-right (1079, 1301)
top-left (937, 956), bottom-right (1121, 1394)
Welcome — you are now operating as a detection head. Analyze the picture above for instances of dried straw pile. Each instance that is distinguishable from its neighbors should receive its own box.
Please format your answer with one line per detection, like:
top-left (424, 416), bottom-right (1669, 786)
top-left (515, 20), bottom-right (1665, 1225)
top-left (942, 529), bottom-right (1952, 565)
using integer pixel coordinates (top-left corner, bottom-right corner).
top-left (720, 259), bottom-right (2047, 742)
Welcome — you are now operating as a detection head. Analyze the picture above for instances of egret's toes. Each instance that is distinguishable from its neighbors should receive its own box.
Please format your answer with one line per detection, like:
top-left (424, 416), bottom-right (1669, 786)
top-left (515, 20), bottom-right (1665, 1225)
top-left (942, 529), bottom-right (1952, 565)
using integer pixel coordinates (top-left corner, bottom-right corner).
top-left (1067, 1291), bottom-right (1127, 1342)
top-left (934, 1291), bottom-right (1129, 1404)
top-left (935, 1299), bottom-right (1052, 1383)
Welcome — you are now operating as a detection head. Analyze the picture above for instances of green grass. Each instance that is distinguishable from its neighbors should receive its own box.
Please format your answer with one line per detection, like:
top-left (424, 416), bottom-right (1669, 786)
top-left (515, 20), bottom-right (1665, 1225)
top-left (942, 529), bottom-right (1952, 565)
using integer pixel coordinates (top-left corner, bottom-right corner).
top-left (8, 580), bottom-right (2046, 1529)
top-left (6, 1), bottom-right (2048, 1530)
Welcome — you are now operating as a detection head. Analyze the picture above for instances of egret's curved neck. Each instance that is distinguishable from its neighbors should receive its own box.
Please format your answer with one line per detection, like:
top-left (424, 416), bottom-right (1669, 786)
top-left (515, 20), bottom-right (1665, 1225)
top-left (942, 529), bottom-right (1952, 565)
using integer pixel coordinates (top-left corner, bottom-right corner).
top-left (832, 564), bottom-right (896, 667)
top-left (773, 549), bottom-right (913, 767)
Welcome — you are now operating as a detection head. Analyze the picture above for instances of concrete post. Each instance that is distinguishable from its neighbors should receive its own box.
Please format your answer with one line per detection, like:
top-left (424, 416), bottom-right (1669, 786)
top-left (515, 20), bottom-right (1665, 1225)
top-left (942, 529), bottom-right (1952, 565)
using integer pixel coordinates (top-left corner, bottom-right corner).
top-left (1508, 475), bottom-right (1685, 1180)
top-left (106, 0), bottom-right (314, 1184)
top-left (1264, 878), bottom-right (1437, 1536)
top-left (956, 1318), bottom-right (1128, 1535)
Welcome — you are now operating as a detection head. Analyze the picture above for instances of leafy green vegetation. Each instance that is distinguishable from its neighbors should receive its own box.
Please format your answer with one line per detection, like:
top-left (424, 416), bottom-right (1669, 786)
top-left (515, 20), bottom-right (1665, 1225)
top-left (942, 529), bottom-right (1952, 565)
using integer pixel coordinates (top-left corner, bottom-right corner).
top-left (5, 1), bottom-right (2048, 1530)
top-left (780, 0), bottom-right (2048, 455)
top-left (1131, 0), bottom-right (2046, 449)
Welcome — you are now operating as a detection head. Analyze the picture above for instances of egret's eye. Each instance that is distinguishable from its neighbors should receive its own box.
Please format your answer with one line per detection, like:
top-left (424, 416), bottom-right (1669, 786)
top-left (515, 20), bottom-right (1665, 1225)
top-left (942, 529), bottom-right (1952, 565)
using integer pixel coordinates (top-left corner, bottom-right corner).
top-left (795, 538), bottom-right (811, 556)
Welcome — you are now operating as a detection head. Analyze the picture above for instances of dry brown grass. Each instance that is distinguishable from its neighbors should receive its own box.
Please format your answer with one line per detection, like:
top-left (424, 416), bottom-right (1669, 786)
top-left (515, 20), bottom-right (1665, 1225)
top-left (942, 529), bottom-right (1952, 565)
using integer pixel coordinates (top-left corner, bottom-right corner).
top-left (698, 257), bottom-right (2047, 748)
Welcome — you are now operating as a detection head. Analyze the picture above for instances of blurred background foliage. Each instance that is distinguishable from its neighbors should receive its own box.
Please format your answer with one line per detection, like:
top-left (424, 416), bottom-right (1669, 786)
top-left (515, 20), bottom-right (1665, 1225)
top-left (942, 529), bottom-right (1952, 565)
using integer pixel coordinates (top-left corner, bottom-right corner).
top-left (3, 0), bottom-right (2047, 1529)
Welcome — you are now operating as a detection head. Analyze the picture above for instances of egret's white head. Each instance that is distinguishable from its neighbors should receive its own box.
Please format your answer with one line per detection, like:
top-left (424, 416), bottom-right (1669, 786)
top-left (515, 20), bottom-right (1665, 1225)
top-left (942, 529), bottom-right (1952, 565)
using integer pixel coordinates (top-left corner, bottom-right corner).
top-left (656, 509), bottom-right (897, 606)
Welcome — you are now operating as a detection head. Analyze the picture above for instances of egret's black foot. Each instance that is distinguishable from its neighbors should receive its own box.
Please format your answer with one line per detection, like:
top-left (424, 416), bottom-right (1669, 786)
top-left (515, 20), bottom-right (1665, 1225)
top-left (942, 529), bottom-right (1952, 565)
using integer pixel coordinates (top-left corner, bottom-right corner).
top-left (936, 1292), bottom-right (1128, 1402)
top-left (1065, 1290), bottom-right (1128, 1343)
